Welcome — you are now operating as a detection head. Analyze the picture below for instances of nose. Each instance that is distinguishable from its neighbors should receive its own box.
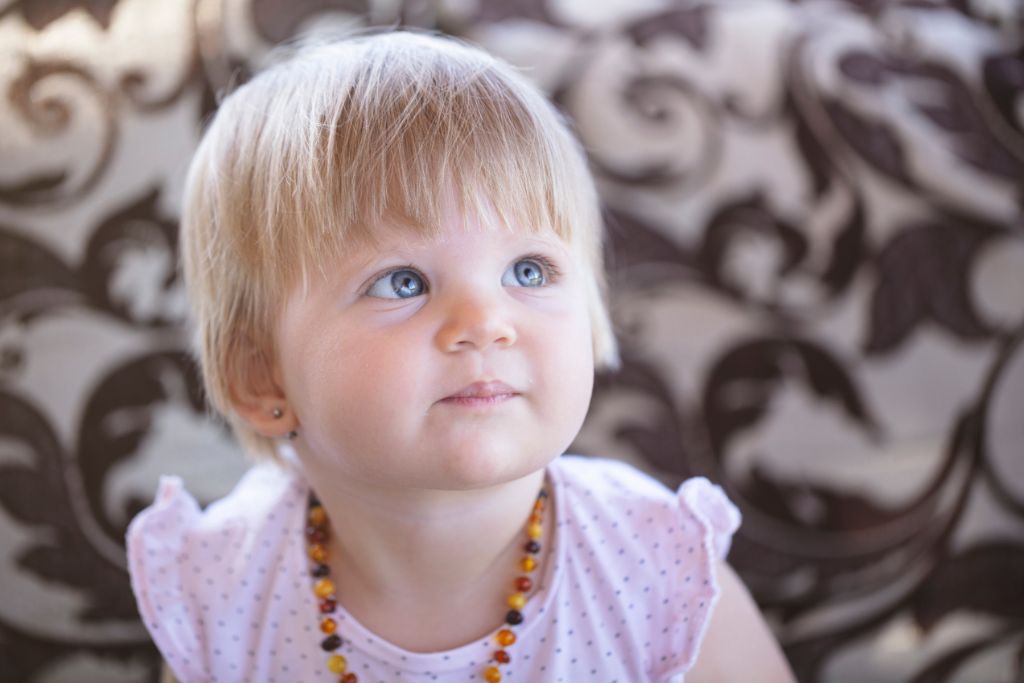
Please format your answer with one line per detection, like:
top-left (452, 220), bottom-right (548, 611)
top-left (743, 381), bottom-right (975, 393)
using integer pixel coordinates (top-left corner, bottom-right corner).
top-left (435, 290), bottom-right (517, 353)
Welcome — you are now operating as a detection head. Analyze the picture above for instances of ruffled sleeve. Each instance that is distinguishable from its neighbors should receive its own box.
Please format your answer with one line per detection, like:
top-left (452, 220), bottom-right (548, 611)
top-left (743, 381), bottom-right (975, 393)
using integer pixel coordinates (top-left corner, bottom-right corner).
top-left (125, 476), bottom-right (208, 683)
top-left (658, 477), bottom-right (741, 680)
top-left (126, 462), bottom-right (312, 683)
top-left (678, 477), bottom-right (741, 563)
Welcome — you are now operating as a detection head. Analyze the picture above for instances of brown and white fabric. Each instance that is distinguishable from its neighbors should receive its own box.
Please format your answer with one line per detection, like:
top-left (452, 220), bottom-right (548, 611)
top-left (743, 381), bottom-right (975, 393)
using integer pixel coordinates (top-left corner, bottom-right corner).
top-left (0, 1), bottom-right (1021, 681)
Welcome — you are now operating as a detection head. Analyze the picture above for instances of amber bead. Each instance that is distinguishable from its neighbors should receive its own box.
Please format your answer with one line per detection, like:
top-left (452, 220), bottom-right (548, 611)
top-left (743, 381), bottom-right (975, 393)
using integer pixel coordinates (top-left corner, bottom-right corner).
top-left (505, 610), bottom-right (523, 625)
top-left (309, 544), bottom-right (327, 563)
top-left (524, 540), bottom-right (540, 554)
top-left (306, 526), bottom-right (327, 543)
top-left (495, 629), bottom-right (516, 647)
top-left (483, 666), bottom-right (502, 682)
top-left (514, 576), bottom-right (532, 592)
top-left (520, 556), bottom-right (537, 572)
top-left (341, 674), bottom-right (358, 683)
top-left (321, 617), bottom-right (337, 634)
top-left (321, 634), bottom-right (342, 651)
top-left (314, 578), bottom-right (336, 599)
top-left (533, 499), bottom-right (544, 512)
top-left (493, 649), bottom-right (511, 664)
top-left (319, 598), bottom-right (337, 613)
top-left (527, 523), bottom-right (543, 540)
top-left (309, 506), bottom-right (327, 527)
top-left (507, 592), bottom-right (526, 610)
top-left (327, 654), bottom-right (347, 673)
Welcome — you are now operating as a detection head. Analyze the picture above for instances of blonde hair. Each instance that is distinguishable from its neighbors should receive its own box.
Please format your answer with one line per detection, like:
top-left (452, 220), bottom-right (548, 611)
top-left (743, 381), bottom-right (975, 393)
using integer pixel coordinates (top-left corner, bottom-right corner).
top-left (181, 30), bottom-right (619, 459)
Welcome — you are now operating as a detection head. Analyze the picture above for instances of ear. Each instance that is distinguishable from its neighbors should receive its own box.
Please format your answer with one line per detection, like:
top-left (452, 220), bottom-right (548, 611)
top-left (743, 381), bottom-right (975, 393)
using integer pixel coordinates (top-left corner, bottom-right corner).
top-left (226, 345), bottom-right (298, 439)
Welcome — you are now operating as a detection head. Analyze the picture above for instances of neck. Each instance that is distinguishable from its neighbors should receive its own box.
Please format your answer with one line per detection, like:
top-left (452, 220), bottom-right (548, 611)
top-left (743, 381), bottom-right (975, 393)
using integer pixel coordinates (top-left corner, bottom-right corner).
top-left (300, 463), bottom-right (552, 652)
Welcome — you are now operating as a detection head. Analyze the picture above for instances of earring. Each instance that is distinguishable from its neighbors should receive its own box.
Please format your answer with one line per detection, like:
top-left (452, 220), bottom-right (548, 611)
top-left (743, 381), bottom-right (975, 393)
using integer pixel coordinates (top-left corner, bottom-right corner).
top-left (271, 407), bottom-right (283, 419)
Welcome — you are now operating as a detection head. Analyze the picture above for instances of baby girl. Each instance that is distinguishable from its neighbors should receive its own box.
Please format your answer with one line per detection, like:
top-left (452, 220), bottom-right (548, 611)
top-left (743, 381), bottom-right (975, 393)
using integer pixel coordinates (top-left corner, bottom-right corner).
top-left (127, 30), bottom-right (795, 683)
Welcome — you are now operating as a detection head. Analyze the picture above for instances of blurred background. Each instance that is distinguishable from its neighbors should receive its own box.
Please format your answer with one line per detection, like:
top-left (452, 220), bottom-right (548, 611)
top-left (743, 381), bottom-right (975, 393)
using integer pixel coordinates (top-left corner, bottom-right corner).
top-left (1, 0), bottom-right (1022, 681)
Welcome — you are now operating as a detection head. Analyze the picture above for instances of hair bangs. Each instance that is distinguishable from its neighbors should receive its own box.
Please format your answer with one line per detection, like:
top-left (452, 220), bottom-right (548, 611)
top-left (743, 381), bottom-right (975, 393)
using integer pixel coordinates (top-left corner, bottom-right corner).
top-left (298, 53), bottom-right (582, 280)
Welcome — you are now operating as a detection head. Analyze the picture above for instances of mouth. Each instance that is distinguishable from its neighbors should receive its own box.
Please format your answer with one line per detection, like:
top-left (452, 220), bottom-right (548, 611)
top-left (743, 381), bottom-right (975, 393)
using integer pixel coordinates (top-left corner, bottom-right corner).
top-left (439, 380), bottom-right (521, 407)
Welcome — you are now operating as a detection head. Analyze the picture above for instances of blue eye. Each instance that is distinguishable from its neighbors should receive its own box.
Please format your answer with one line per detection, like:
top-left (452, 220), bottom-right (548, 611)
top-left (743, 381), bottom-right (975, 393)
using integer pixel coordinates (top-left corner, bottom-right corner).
top-left (503, 259), bottom-right (546, 288)
top-left (366, 269), bottom-right (426, 299)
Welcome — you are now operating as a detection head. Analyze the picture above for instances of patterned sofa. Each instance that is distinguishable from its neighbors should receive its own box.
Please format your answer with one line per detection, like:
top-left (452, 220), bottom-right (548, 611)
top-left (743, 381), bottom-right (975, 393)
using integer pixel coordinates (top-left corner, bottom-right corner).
top-left (1, 0), bottom-right (1022, 681)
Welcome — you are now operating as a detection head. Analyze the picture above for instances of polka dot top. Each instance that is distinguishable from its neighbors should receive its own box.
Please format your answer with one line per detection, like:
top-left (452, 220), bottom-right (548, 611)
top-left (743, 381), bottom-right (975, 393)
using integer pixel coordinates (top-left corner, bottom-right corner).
top-left (126, 455), bottom-right (740, 683)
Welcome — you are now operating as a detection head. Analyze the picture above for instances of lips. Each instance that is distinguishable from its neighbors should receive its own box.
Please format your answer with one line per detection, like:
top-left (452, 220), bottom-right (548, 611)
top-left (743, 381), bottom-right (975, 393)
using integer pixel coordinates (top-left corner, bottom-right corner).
top-left (440, 380), bottom-right (520, 406)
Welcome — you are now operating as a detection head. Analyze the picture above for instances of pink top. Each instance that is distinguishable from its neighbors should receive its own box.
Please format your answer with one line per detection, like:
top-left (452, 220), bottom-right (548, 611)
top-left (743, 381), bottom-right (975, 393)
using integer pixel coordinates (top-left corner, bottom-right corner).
top-left (127, 455), bottom-right (740, 682)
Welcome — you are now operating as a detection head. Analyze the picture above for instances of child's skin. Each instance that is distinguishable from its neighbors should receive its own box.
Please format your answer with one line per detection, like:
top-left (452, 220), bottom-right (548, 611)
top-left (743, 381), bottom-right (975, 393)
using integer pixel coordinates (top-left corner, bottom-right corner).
top-left (233, 194), bottom-right (795, 679)
top-left (236, 196), bottom-right (589, 651)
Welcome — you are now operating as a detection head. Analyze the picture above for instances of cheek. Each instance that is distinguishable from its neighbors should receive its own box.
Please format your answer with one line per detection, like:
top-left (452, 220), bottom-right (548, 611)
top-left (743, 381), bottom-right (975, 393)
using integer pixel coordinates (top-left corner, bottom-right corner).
top-left (301, 326), bottom-right (432, 429)
top-left (566, 322), bottom-right (596, 416)
top-left (283, 319), bottom-right (360, 413)
top-left (305, 332), bottom-right (385, 399)
top-left (534, 304), bottom-right (595, 424)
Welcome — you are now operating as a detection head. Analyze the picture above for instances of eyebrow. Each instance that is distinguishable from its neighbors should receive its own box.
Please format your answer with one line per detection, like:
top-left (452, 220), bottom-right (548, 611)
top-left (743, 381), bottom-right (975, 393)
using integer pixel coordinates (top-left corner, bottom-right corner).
top-left (333, 226), bottom-right (573, 272)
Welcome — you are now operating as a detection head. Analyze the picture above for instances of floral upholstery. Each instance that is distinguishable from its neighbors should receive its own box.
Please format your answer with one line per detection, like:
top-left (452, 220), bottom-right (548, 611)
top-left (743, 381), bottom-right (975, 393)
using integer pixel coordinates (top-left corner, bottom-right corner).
top-left (1, 0), bottom-right (1022, 681)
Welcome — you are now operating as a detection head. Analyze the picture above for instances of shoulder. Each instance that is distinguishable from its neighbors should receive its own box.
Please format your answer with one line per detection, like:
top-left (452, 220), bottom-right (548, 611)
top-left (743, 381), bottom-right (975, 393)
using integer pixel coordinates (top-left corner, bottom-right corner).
top-left (549, 456), bottom-right (745, 678)
top-left (551, 455), bottom-right (740, 559)
top-left (126, 461), bottom-right (303, 559)
top-left (685, 561), bottom-right (797, 683)
top-left (125, 462), bottom-right (305, 681)
top-left (549, 454), bottom-right (676, 507)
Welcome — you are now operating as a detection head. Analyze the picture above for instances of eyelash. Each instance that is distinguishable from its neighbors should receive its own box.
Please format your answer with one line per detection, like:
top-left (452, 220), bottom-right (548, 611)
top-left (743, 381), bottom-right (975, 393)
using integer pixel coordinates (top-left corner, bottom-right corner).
top-left (520, 253), bottom-right (562, 284)
top-left (364, 253), bottom-right (562, 296)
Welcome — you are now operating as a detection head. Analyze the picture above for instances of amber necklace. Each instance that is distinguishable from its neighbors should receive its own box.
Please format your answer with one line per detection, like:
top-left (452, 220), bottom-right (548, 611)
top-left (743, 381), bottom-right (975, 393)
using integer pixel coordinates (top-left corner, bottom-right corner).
top-left (304, 487), bottom-right (548, 683)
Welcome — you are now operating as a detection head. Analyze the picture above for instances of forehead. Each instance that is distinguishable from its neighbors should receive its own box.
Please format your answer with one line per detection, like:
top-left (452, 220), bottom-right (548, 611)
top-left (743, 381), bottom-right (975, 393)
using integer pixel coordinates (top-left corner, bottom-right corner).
top-left (341, 217), bottom-right (574, 272)
top-left (345, 191), bottom-right (573, 254)
top-left (291, 184), bottom-right (590, 297)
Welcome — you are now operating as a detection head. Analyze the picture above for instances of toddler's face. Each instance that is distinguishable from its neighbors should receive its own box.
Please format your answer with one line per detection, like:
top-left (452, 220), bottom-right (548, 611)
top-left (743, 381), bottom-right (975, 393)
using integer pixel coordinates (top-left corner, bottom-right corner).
top-left (274, 202), bottom-right (595, 491)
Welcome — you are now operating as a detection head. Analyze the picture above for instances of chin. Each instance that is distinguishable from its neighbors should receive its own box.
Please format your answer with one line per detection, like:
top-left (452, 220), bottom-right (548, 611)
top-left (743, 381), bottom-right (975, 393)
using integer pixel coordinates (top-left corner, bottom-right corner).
top-left (433, 443), bottom-right (552, 491)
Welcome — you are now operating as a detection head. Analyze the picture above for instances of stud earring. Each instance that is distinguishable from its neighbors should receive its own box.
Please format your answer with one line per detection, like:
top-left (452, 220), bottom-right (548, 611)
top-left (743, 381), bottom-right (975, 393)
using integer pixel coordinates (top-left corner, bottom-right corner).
top-left (271, 407), bottom-right (283, 419)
